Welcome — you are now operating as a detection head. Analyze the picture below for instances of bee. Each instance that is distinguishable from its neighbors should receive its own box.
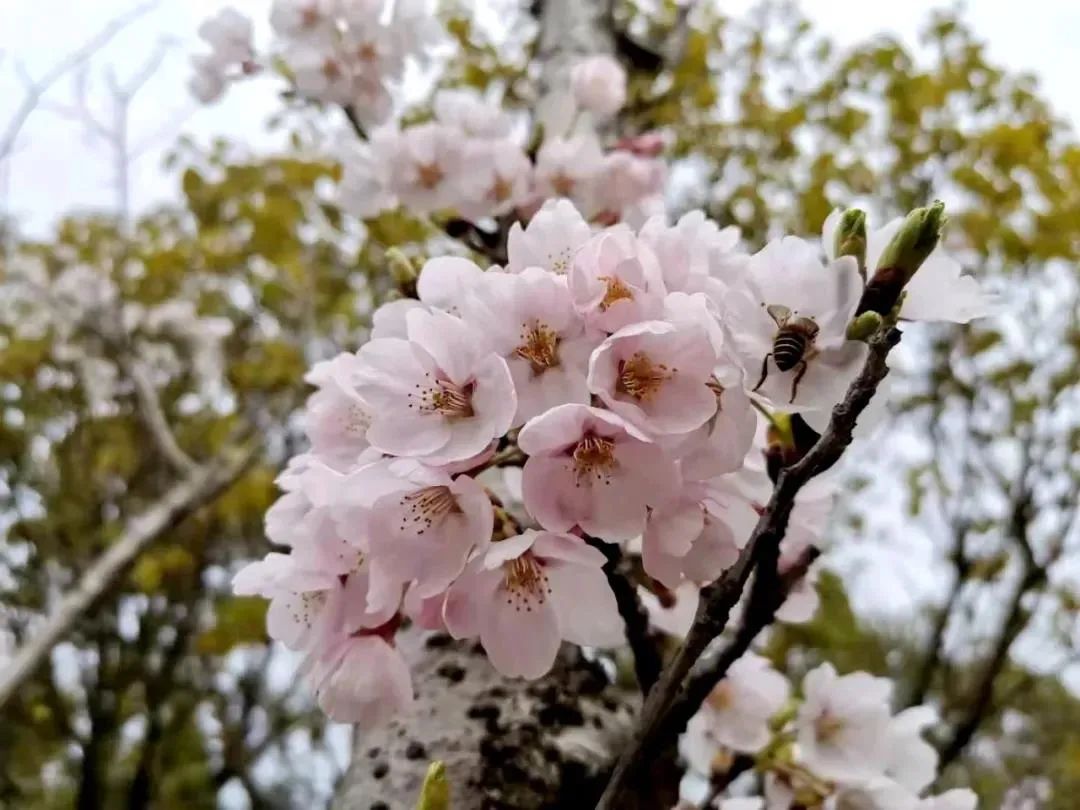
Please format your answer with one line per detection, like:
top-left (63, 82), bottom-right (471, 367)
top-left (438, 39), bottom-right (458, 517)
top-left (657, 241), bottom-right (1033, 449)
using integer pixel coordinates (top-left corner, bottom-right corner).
top-left (753, 304), bottom-right (819, 403)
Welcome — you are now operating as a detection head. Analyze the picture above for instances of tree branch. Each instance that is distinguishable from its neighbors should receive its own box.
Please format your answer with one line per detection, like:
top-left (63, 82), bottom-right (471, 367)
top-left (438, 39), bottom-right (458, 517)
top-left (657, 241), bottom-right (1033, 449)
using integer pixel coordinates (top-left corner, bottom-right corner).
top-left (592, 540), bottom-right (664, 694)
top-left (936, 475), bottom-right (1043, 771)
top-left (0, 447), bottom-right (256, 710)
top-left (0, 0), bottom-right (158, 161)
top-left (597, 326), bottom-right (902, 809)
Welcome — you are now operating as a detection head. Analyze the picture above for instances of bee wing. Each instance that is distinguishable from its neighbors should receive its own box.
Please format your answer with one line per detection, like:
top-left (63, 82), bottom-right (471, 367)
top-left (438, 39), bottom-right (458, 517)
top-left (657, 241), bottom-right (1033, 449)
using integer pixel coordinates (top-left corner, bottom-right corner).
top-left (765, 304), bottom-right (792, 326)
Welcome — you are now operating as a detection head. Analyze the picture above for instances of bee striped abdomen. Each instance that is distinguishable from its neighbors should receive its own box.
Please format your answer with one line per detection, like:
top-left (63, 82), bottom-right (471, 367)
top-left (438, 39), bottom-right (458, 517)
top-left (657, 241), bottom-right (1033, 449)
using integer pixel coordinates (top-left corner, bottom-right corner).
top-left (772, 329), bottom-right (808, 371)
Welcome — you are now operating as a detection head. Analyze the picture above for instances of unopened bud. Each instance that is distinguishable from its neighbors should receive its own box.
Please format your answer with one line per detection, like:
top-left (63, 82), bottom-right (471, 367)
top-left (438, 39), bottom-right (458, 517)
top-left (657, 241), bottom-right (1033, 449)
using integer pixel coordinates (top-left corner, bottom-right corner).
top-left (856, 201), bottom-right (946, 316)
top-left (387, 248), bottom-right (418, 298)
top-left (846, 311), bottom-right (883, 341)
top-left (416, 761), bottom-right (450, 810)
top-left (834, 209), bottom-right (867, 281)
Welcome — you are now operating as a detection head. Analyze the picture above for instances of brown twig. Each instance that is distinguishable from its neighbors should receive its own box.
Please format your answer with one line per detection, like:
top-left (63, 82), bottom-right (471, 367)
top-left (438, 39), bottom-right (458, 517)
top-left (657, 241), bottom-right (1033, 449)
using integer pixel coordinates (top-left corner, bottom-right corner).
top-left (597, 326), bottom-right (901, 809)
top-left (590, 540), bottom-right (665, 694)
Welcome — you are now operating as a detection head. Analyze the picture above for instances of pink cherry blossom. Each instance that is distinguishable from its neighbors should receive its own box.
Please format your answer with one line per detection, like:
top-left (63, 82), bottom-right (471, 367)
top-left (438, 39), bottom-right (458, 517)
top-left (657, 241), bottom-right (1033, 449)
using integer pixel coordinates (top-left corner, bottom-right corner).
top-left (569, 225), bottom-right (667, 333)
top-left (372, 122), bottom-right (466, 212)
top-left (197, 8), bottom-right (254, 68)
top-left (443, 530), bottom-right (622, 678)
top-left (467, 267), bottom-right (598, 426)
top-left (416, 256), bottom-right (486, 318)
top-left (534, 133), bottom-right (605, 209)
top-left (591, 151), bottom-right (666, 223)
top-left (796, 662), bottom-right (893, 783)
top-left (506, 198), bottom-right (593, 275)
top-left (457, 138), bottom-right (534, 220)
top-left (358, 459), bottom-right (494, 605)
top-left (587, 319), bottom-right (718, 436)
top-left (434, 88), bottom-right (514, 138)
top-left (570, 54), bottom-right (627, 118)
top-left (270, 0), bottom-right (338, 41)
top-left (638, 211), bottom-right (746, 298)
top-left (354, 307), bottom-right (516, 464)
top-left (302, 352), bottom-right (372, 469)
top-left (518, 404), bottom-right (679, 541)
top-left (307, 630), bottom-right (413, 725)
top-left (682, 651), bottom-right (790, 762)
top-left (725, 236), bottom-right (866, 411)
top-left (642, 479), bottom-right (757, 589)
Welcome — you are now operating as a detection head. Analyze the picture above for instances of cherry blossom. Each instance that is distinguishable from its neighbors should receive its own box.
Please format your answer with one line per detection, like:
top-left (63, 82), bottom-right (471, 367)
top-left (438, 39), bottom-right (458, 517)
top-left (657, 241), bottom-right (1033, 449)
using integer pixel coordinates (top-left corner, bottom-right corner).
top-left (458, 138), bottom-right (534, 220)
top-left (533, 133), bottom-right (605, 208)
top-left (434, 88), bottom-right (515, 139)
top-left (355, 459), bottom-right (494, 607)
top-left (587, 318), bottom-right (718, 436)
top-left (196, 8), bottom-right (254, 68)
top-left (467, 267), bottom-right (597, 425)
top-left (796, 662), bottom-right (893, 783)
top-left (570, 225), bottom-right (667, 333)
top-left (354, 307), bottom-right (516, 464)
top-left (371, 123), bottom-right (466, 212)
top-left (506, 197), bottom-right (593, 275)
top-left (686, 652), bottom-right (791, 757)
top-left (570, 54), bottom-right (627, 118)
top-left (443, 530), bottom-right (622, 678)
top-left (270, 0), bottom-right (338, 41)
top-left (307, 630), bottom-right (413, 726)
top-left (518, 404), bottom-right (679, 541)
top-left (725, 236), bottom-right (866, 411)
top-left (302, 352), bottom-right (372, 469)
top-left (638, 211), bottom-right (746, 298)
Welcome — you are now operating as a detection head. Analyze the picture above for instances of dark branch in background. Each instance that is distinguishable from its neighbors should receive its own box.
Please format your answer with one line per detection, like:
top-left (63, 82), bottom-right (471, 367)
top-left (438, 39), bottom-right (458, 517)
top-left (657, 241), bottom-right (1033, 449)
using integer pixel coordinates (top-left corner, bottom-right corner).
top-left (906, 524), bottom-right (969, 709)
top-left (598, 326), bottom-right (902, 809)
top-left (590, 540), bottom-right (664, 694)
top-left (936, 464), bottom-right (1044, 772)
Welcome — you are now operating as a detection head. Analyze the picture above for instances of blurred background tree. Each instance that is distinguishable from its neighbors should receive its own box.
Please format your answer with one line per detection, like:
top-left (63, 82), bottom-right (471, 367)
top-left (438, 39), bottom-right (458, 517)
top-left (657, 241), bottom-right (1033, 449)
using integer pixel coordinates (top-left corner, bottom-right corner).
top-left (2, 1), bottom-right (1079, 807)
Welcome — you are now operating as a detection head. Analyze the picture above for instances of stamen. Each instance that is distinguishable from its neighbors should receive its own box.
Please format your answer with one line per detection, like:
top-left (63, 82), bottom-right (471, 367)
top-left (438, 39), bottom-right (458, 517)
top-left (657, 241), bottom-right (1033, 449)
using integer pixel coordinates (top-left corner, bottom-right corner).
top-left (551, 172), bottom-right (575, 196)
top-left (407, 375), bottom-right (474, 418)
top-left (514, 323), bottom-right (561, 375)
top-left (598, 276), bottom-right (635, 310)
top-left (322, 58), bottom-right (343, 81)
top-left (617, 352), bottom-right (671, 401)
top-left (707, 681), bottom-right (734, 711)
top-left (706, 376), bottom-right (725, 411)
top-left (398, 486), bottom-right (461, 535)
top-left (290, 591), bottom-right (328, 628)
top-left (488, 175), bottom-right (513, 203)
top-left (572, 434), bottom-right (617, 484)
top-left (417, 161), bottom-right (444, 189)
top-left (503, 553), bottom-right (551, 612)
top-left (814, 711), bottom-right (846, 743)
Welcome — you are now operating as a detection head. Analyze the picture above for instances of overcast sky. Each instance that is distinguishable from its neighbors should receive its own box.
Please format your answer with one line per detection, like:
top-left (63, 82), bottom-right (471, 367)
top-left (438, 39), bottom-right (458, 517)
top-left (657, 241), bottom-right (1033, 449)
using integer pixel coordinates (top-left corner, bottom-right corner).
top-left (2, 0), bottom-right (1078, 234)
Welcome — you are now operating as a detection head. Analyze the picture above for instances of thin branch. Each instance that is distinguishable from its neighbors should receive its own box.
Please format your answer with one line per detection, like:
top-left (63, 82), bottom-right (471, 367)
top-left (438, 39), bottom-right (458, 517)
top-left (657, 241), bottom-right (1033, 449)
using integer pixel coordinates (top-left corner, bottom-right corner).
top-left (591, 540), bottom-right (664, 694)
top-left (597, 326), bottom-right (902, 809)
top-left (936, 469), bottom-right (1044, 772)
top-left (0, 0), bottom-right (158, 161)
top-left (118, 351), bottom-right (198, 475)
top-left (0, 447), bottom-right (256, 710)
top-left (673, 546), bottom-right (821, 738)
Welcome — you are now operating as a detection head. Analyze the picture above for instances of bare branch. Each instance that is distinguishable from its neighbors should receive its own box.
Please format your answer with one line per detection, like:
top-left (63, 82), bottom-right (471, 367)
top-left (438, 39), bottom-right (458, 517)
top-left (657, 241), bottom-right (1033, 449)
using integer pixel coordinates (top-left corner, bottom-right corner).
top-left (597, 326), bottom-right (902, 809)
top-left (0, 0), bottom-right (158, 161)
top-left (0, 447), bottom-right (256, 710)
top-left (592, 540), bottom-right (665, 694)
top-left (118, 350), bottom-right (198, 476)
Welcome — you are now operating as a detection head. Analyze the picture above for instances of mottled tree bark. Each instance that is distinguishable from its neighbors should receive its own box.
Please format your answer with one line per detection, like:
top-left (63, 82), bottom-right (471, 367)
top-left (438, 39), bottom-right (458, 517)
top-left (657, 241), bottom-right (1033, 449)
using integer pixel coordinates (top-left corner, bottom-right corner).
top-left (331, 632), bottom-right (639, 809)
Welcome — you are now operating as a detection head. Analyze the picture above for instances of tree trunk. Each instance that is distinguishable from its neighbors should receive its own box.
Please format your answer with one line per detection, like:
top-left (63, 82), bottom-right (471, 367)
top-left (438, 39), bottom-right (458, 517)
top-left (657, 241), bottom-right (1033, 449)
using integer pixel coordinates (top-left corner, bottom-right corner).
top-left (332, 3), bottom-right (628, 807)
top-left (331, 632), bottom-right (639, 809)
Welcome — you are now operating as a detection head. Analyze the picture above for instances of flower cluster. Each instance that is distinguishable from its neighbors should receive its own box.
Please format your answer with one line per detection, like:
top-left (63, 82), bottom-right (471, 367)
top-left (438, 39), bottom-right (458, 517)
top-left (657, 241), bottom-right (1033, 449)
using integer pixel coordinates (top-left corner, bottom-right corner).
top-left (684, 659), bottom-right (978, 810)
top-left (232, 192), bottom-right (989, 728)
top-left (190, 0), bottom-right (435, 117)
top-left (338, 59), bottom-right (665, 224)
